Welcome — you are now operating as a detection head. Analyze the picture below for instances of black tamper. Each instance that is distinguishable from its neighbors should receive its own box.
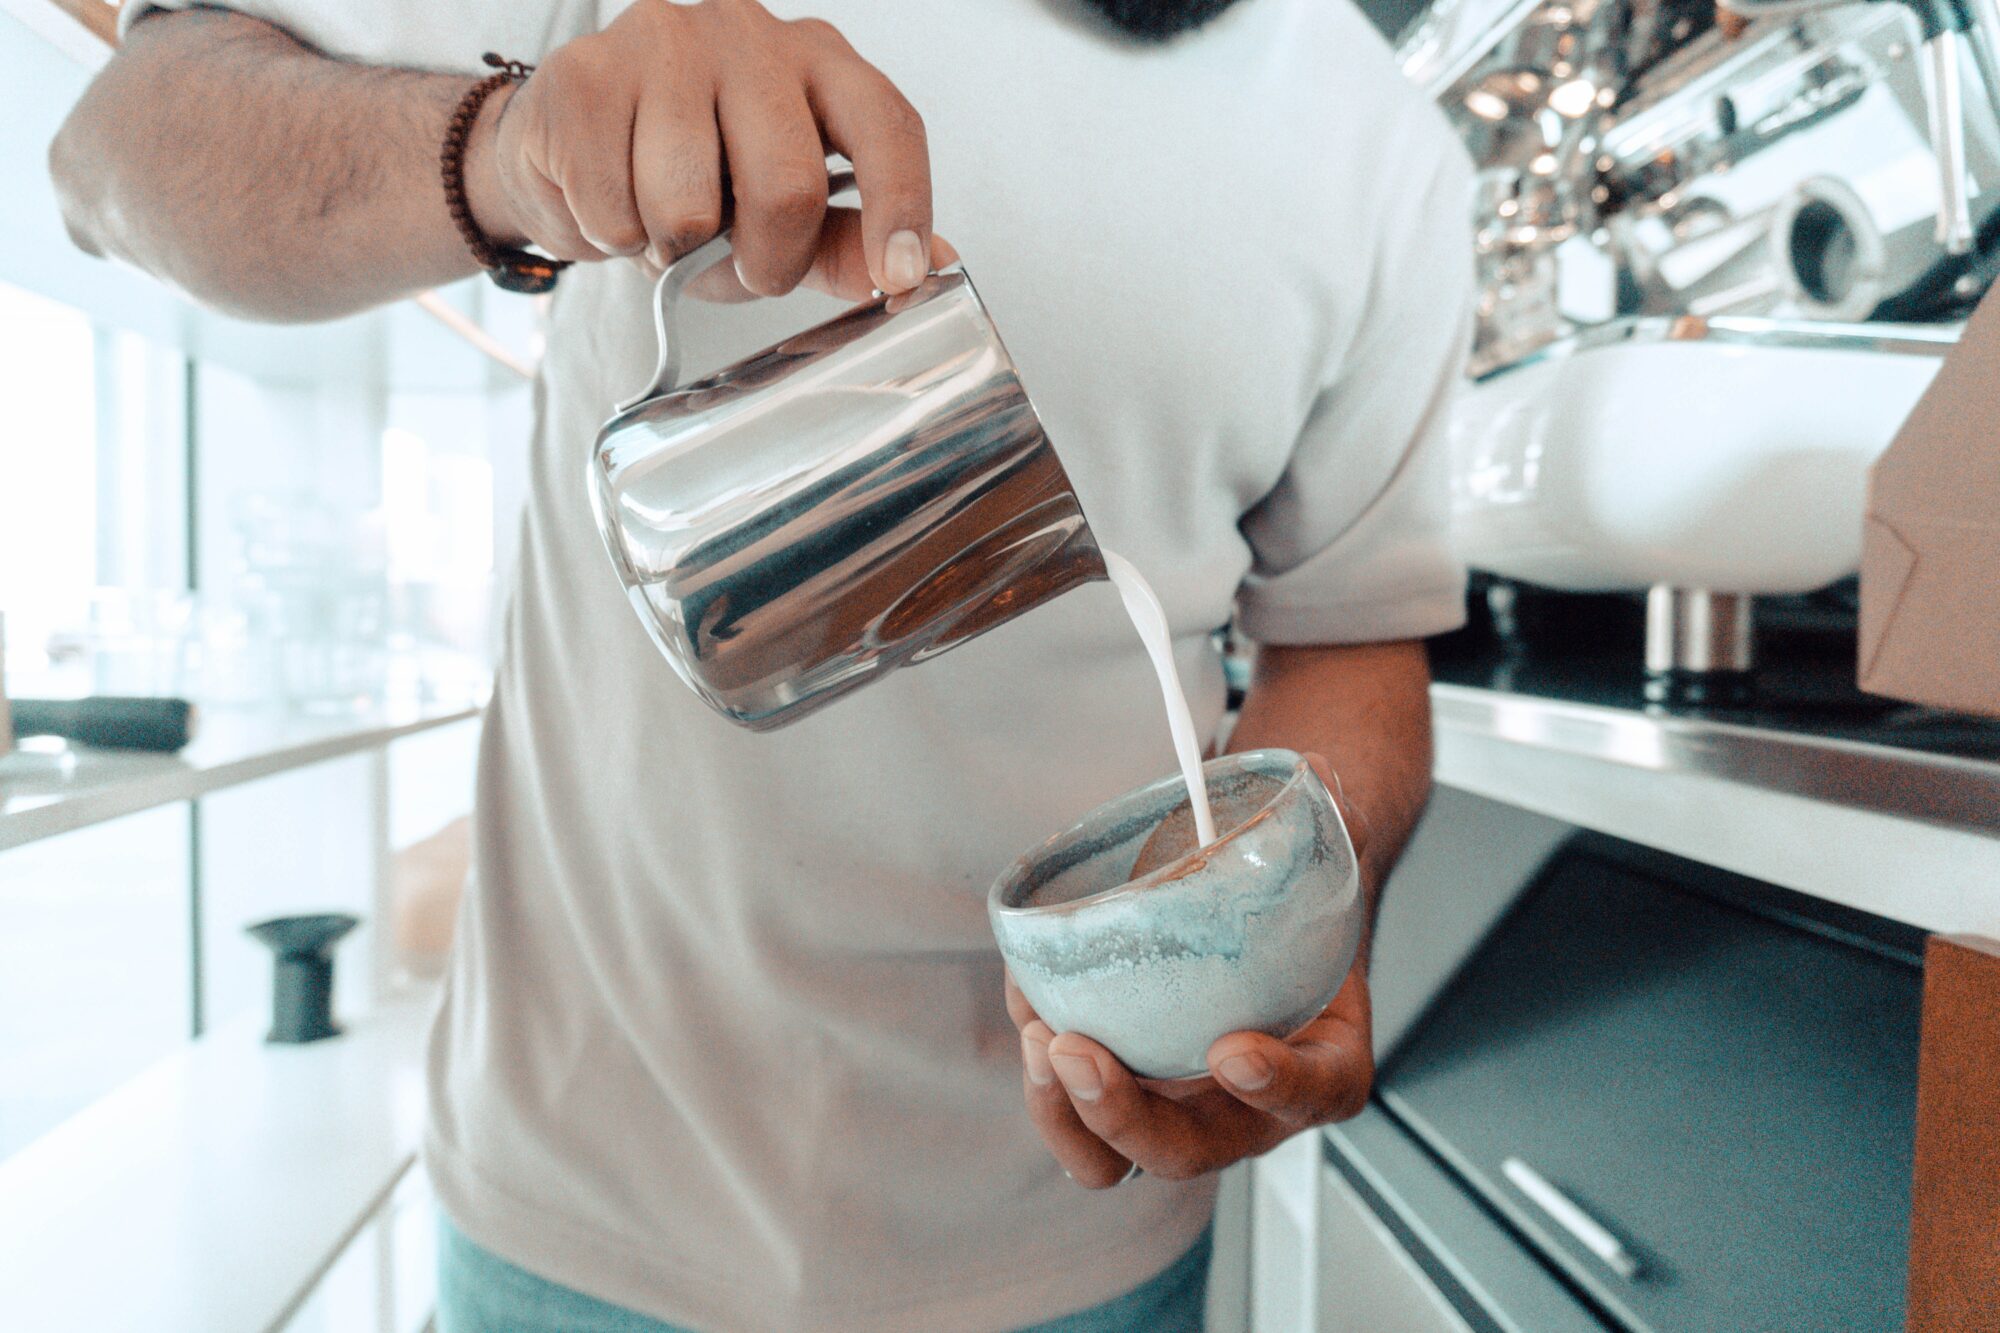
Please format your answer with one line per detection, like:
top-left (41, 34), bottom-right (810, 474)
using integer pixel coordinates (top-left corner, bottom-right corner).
top-left (246, 913), bottom-right (360, 1044)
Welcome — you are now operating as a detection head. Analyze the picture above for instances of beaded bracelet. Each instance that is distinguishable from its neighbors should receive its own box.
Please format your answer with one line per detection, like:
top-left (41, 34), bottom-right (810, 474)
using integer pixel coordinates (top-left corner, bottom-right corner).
top-left (440, 54), bottom-right (569, 294)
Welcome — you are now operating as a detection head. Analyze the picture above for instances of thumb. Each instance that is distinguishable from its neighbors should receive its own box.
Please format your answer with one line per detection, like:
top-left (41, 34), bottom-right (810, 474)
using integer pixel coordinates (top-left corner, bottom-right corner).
top-left (681, 211), bottom-right (957, 305)
top-left (1207, 1024), bottom-right (1373, 1130)
top-left (802, 209), bottom-right (956, 302)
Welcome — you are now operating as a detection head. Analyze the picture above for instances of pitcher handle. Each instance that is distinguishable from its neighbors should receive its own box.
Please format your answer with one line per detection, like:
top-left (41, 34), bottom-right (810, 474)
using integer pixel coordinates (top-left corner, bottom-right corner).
top-left (616, 166), bottom-right (862, 413)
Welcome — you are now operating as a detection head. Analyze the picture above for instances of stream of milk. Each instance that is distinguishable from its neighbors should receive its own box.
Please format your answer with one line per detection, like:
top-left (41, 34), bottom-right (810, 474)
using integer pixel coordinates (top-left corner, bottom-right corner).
top-left (1101, 551), bottom-right (1219, 848)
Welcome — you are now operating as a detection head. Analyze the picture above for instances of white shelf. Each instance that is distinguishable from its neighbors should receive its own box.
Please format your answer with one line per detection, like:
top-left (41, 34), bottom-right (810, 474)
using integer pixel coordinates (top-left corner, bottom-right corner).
top-left (0, 988), bottom-right (434, 1333)
top-left (0, 699), bottom-right (482, 852)
top-left (1431, 683), bottom-right (2000, 936)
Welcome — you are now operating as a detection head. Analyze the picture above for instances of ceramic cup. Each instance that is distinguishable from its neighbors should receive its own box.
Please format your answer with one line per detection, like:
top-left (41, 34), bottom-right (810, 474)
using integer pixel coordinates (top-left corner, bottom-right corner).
top-left (988, 748), bottom-right (1363, 1081)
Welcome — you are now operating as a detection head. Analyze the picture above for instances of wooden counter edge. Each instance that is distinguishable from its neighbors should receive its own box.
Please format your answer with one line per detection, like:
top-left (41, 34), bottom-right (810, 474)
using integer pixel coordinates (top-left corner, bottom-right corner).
top-left (1908, 933), bottom-right (2000, 1332)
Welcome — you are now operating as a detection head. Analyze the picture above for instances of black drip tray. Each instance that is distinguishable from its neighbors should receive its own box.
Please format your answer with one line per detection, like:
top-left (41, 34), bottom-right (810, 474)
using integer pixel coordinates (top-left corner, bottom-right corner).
top-left (1378, 836), bottom-right (1923, 1333)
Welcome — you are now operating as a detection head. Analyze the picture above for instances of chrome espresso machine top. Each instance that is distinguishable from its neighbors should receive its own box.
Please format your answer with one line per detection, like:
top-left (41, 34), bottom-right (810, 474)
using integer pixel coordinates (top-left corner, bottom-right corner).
top-left (1393, 0), bottom-right (2000, 703)
top-left (1401, 0), bottom-right (2000, 372)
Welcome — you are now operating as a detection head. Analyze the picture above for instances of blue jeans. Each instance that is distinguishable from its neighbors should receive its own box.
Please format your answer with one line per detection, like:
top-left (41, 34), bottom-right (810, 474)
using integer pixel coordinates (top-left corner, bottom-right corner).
top-left (436, 1213), bottom-right (1210, 1333)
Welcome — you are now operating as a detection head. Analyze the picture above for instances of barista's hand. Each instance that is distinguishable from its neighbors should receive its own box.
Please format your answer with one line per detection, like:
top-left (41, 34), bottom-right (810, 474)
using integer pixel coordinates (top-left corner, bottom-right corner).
top-left (462, 0), bottom-right (954, 300)
top-left (1007, 958), bottom-right (1373, 1187)
top-left (1006, 754), bottom-right (1376, 1187)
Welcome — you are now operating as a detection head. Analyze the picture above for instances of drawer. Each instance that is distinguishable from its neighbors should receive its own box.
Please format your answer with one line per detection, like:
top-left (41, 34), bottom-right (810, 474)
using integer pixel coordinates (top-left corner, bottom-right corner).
top-left (1377, 833), bottom-right (1924, 1332)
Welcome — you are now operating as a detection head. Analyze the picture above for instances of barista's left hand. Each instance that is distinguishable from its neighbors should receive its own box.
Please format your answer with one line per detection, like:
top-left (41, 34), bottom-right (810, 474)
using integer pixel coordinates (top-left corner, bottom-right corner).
top-left (1005, 954), bottom-right (1372, 1186)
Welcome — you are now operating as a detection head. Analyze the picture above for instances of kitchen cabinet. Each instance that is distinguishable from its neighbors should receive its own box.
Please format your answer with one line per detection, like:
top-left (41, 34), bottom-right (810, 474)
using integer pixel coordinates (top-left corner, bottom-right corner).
top-left (1907, 934), bottom-right (2000, 1330)
top-left (1241, 675), bottom-right (2000, 1331)
top-left (1310, 1162), bottom-right (1471, 1333)
top-left (1378, 831), bottom-right (1921, 1330)
top-left (1249, 1119), bottom-right (1601, 1333)
top-left (1248, 1135), bottom-right (1318, 1333)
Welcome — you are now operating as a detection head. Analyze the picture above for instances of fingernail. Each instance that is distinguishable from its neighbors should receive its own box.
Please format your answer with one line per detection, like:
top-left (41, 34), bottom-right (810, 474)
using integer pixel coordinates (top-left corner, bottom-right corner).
top-left (1050, 1053), bottom-right (1102, 1102)
top-left (733, 256), bottom-right (767, 296)
top-left (1022, 1032), bottom-right (1055, 1087)
top-left (884, 229), bottom-right (927, 292)
top-left (1219, 1053), bottom-right (1272, 1092)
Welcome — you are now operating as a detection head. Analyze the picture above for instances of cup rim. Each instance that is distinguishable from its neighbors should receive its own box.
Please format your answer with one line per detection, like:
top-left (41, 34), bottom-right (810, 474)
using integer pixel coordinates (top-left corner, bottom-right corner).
top-left (989, 748), bottom-right (1321, 920)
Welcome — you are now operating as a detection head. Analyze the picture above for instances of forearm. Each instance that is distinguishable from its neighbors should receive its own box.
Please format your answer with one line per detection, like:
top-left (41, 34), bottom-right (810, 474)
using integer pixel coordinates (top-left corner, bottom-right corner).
top-left (1225, 640), bottom-right (1435, 916)
top-left (50, 9), bottom-right (488, 322)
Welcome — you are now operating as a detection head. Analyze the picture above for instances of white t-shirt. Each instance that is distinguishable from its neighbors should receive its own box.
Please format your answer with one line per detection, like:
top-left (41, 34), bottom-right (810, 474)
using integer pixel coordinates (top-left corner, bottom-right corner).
top-left (125, 1), bottom-right (1473, 1327)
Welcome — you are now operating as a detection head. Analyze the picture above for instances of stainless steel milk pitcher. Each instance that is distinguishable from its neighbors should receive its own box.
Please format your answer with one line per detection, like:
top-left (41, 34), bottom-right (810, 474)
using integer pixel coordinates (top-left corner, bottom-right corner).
top-left (589, 170), bottom-right (1105, 730)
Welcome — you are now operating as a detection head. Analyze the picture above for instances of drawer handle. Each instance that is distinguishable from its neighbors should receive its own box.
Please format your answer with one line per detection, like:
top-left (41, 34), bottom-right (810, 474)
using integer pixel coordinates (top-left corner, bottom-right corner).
top-left (1502, 1156), bottom-right (1642, 1280)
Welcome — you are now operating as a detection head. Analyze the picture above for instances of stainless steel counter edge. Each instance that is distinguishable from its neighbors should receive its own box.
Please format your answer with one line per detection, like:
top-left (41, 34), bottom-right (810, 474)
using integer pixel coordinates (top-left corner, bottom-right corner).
top-left (1430, 683), bottom-right (2000, 936)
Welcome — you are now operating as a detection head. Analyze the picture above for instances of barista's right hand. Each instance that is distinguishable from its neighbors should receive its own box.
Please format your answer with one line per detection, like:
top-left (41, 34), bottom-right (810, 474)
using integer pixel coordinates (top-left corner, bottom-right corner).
top-left (461, 0), bottom-right (947, 300)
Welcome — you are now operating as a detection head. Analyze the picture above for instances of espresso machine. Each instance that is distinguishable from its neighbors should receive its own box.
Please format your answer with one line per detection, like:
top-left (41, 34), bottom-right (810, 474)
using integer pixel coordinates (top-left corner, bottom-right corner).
top-left (1399, 0), bottom-right (2000, 706)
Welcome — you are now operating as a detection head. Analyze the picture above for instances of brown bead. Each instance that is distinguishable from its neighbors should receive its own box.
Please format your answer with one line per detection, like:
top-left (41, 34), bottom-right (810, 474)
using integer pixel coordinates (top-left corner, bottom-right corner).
top-left (440, 57), bottom-right (571, 293)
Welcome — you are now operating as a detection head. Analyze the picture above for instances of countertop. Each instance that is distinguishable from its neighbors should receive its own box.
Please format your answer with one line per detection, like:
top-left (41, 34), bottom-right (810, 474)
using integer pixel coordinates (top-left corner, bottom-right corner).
top-left (1426, 647), bottom-right (2000, 935)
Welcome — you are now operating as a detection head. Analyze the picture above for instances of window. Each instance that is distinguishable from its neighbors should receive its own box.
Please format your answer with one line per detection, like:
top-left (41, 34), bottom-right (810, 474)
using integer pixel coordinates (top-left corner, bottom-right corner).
top-left (0, 281), bottom-right (188, 696)
top-left (0, 280), bottom-right (193, 1156)
top-left (2, 16), bottom-right (530, 1328)
top-left (0, 282), bottom-right (98, 626)
top-left (0, 281), bottom-right (526, 1155)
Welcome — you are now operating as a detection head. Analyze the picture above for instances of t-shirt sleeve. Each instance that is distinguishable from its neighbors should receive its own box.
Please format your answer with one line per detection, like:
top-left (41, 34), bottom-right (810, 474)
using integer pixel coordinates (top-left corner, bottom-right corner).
top-left (1232, 150), bottom-right (1475, 647)
top-left (118, 0), bottom-right (596, 73)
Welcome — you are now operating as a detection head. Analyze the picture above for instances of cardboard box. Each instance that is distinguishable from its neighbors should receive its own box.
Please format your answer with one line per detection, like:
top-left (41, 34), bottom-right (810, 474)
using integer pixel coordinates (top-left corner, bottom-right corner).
top-left (1859, 291), bottom-right (2000, 717)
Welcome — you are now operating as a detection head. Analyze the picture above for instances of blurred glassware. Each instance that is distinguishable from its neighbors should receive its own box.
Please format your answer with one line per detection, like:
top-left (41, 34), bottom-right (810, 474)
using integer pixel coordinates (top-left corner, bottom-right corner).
top-left (182, 598), bottom-right (271, 706)
top-left (81, 589), bottom-right (195, 696)
top-left (230, 492), bottom-right (391, 713)
top-left (276, 582), bottom-right (389, 712)
top-left (8, 478), bottom-right (496, 723)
